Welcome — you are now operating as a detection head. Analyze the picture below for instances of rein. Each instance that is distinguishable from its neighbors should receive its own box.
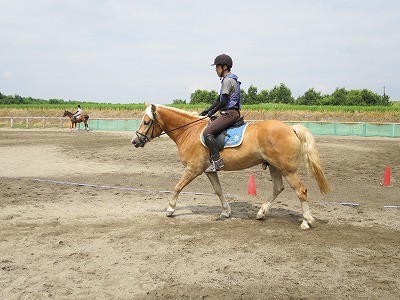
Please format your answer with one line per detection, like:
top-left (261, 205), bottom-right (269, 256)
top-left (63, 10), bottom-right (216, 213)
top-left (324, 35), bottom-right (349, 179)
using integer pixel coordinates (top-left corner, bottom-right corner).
top-left (135, 115), bottom-right (207, 144)
top-left (157, 116), bottom-right (208, 137)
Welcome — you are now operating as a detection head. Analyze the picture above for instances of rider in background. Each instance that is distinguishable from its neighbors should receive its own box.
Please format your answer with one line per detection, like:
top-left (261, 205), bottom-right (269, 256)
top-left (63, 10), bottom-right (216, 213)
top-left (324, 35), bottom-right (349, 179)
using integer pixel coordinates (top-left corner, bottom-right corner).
top-left (73, 105), bottom-right (82, 121)
top-left (200, 54), bottom-right (242, 172)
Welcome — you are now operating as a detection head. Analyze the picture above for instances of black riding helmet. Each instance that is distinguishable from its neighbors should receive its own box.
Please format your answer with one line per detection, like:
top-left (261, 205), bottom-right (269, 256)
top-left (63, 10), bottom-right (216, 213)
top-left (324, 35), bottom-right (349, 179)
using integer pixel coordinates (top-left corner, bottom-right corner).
top-left (211, 54), bottom-right (233, 69)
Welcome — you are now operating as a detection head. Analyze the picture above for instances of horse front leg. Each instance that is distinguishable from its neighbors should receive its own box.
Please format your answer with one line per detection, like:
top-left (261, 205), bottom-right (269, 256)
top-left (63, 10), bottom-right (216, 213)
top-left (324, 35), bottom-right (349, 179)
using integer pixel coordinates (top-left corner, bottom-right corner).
top-left (205, 172), bottom-right (231, 219)
top-left (166, 168), bottom-right (200, 217)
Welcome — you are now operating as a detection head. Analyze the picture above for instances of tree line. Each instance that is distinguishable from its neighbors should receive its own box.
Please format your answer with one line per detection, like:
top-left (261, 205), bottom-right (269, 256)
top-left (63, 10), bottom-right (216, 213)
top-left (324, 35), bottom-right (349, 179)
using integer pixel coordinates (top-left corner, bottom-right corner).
top-left (0, 92), bottom-right (73, 105)
top-left (182, 84), bottom-right (392, 106)
top-left (1, 84), bottom-right (392, 106)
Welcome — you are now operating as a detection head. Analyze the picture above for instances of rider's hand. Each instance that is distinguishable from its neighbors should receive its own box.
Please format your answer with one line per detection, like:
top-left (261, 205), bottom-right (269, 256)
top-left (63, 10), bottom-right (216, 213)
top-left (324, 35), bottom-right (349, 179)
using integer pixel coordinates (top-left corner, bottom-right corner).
top-left (200, 110), bottom-right (209, 116)
top-left (207, 111), bottom-right (214, 118)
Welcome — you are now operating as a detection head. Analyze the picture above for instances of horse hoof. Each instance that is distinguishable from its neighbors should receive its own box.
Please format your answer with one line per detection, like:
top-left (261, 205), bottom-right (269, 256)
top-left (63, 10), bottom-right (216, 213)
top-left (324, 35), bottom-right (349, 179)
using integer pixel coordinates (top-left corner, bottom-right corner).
top-left (220, 211), bottom-right (230, 219)
top-left (300, 220), bottom-right (310, 230)
top-left (256, 211), bottom-right (265, 220)
top-left (166, 207), bottom-right (175, 217)
top-left (307, 216), bottom-right (315, 226)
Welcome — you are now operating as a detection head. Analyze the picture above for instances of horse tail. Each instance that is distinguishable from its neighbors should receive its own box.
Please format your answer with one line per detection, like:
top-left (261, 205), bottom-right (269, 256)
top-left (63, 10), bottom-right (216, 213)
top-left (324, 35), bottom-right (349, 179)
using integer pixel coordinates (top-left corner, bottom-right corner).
top-left (292, 124), bottom-right (331, 195)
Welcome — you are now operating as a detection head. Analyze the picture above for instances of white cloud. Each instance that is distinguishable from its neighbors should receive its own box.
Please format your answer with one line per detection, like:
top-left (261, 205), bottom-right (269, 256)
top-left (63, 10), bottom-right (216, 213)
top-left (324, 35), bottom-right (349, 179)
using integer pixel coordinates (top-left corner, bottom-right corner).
top-left (1, 71), bottom-right (14, 80)
top-left (0, 0), bottom-right (399, 103)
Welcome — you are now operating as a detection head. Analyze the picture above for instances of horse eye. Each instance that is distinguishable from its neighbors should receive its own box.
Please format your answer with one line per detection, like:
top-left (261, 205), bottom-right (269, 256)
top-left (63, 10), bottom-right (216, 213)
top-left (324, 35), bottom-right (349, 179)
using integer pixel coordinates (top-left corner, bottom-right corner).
top-left (144, 121), bottom-right (150, 125)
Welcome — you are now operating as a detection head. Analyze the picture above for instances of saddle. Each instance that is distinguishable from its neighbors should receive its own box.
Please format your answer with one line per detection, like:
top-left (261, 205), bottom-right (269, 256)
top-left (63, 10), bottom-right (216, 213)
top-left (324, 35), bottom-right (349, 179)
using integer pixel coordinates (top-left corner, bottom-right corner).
top-left (200, 116), bottom-right (248, 150)
top-left (74, 114), bottom-right (89, 121)
top-left (210, 115), bottom-right (245, 127)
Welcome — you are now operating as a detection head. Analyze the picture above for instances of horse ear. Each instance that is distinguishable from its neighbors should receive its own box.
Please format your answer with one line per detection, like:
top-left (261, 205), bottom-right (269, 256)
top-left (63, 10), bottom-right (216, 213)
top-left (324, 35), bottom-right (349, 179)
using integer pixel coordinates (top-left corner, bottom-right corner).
top-left (151, 104), bottom-right (157, 116)
top-left (144, 102), bottom-right (150, 107)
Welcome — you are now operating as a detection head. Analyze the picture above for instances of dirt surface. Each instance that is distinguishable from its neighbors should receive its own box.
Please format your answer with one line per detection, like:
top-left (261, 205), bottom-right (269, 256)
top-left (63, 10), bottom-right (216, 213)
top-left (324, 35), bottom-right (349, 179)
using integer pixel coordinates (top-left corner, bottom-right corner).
top-left (1, 128), bottom-right (399, 299)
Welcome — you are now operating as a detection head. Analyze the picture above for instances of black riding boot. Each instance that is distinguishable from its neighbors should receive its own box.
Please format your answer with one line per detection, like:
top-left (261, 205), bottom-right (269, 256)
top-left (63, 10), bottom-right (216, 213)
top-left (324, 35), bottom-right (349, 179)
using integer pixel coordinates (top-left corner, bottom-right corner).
top-left (204, 134), bottom-right (224, 172)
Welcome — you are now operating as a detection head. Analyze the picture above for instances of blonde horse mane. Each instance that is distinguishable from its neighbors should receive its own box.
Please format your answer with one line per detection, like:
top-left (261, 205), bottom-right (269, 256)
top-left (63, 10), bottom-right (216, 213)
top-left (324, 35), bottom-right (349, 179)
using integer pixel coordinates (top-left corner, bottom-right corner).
top-left (153, 105), bottom-right (202, 119)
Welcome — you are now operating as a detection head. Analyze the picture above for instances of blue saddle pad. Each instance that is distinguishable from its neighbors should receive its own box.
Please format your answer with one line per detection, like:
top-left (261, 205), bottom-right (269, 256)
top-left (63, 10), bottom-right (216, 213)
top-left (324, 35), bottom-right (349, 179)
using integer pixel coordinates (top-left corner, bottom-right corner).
top-left (201, 123), bottom-right (249, 149)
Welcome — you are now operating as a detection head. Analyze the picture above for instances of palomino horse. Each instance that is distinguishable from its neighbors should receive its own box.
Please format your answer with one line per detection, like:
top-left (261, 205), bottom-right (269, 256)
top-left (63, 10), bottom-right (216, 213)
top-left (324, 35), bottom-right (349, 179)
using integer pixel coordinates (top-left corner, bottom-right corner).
top-left (131, 105), bottom-right (330, 229)
top-left (63, 110), bottom-right (89, 131)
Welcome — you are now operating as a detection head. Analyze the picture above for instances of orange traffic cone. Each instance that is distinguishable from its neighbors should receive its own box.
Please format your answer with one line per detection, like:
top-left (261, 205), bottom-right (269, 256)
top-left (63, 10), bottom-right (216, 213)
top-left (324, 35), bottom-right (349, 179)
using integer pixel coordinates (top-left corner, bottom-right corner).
top-left (380, 166), bottom-right (392, 187)
top-left (248, 175), bottom-right (257, 195)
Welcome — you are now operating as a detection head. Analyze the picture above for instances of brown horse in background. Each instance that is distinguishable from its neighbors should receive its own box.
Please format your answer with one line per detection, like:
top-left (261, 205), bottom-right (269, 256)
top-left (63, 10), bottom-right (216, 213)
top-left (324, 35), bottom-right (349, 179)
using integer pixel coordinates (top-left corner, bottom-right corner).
top-left (131, 105), bottom-right (330, 229)
top-left (63, 110), bottom-right (89, 131)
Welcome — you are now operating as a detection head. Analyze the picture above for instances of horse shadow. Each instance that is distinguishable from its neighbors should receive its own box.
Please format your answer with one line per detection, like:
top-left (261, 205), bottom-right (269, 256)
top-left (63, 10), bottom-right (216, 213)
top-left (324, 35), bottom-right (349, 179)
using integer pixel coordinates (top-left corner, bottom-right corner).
top-left (158, 202), bottom-right (327, 225)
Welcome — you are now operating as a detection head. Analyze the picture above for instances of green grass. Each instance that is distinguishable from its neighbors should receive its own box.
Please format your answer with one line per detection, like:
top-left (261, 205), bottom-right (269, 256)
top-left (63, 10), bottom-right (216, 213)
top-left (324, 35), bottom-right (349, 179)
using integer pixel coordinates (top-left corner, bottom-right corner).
top-left (1, 102), bottom-right (400, 113)
top-left (171, 103), bottom-right (400, 113)
top-left (0, 103), bottom-right (147, 110)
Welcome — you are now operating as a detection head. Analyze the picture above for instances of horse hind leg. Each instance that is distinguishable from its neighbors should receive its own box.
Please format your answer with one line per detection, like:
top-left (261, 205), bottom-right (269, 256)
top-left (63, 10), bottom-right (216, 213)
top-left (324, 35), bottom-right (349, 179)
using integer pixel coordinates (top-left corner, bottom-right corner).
top-left (256, 165), bottom-right (284, 220)
top-left (284, 172), bottom-right (315, 229)
top-left (205, 172), bottom-right (231, 219)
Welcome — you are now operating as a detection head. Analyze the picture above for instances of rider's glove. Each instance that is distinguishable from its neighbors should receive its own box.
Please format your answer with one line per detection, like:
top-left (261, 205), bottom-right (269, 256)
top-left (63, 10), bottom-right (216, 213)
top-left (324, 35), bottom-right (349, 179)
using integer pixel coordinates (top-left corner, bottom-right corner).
top-left (200, 110), bottom-right (209, 116)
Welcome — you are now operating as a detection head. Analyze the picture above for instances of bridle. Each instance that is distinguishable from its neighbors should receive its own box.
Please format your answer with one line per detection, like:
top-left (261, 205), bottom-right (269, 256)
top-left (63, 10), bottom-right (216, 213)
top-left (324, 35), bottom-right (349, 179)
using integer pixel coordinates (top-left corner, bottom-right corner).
top-left (135, 113), bottom-right (208, 145)
top-left (134, 118), bottom-right (161, 145)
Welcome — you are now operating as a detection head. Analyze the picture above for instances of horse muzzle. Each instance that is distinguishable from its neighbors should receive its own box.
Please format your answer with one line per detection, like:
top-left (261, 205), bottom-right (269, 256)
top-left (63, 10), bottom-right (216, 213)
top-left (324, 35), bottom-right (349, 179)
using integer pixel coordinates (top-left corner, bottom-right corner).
top-left (131, 133), bottom-right (147, 148)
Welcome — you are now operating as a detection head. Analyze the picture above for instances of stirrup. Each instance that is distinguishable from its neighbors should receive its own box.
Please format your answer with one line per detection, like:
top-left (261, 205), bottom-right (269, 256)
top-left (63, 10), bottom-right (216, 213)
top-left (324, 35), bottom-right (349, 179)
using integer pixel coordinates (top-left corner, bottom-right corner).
top-left (205, 158), bottom-right (224, 173)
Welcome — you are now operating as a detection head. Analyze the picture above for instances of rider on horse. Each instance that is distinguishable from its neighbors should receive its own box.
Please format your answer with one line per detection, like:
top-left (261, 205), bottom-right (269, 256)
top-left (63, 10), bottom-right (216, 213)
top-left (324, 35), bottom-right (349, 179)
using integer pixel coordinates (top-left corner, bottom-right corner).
top-left (73, 105), bottom-right (82, 121)
top-left (200, 54), bottom-right (242, 172)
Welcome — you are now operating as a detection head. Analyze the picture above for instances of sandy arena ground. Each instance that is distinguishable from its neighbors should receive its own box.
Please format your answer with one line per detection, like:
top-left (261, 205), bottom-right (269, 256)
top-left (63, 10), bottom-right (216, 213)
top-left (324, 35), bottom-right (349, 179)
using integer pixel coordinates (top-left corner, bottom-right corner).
top-left (0, 128), bottom-right (399, 299)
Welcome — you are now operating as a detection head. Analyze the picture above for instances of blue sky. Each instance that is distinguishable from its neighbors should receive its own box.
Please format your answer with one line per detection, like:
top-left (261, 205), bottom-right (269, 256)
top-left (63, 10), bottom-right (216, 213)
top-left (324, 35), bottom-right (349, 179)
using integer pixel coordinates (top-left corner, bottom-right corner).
top-left (1, 0), bottom-right (399, 104)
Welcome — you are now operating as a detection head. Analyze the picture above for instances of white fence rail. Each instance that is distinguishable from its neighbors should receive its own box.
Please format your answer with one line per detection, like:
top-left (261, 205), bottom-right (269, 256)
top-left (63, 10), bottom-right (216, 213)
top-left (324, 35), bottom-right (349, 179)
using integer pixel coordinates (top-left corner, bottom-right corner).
top-left (0, 117), bottom-right (140, 131)
top-left (0, 117), bottom-right (67, 129)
